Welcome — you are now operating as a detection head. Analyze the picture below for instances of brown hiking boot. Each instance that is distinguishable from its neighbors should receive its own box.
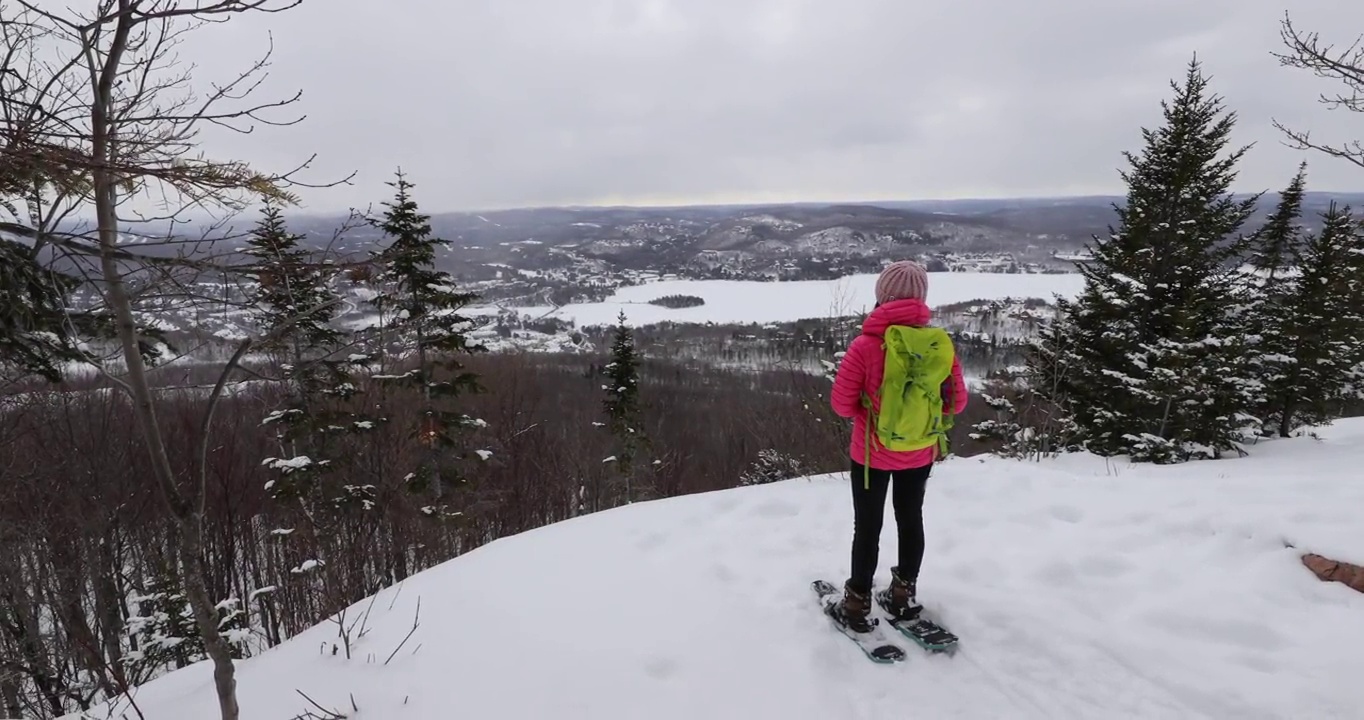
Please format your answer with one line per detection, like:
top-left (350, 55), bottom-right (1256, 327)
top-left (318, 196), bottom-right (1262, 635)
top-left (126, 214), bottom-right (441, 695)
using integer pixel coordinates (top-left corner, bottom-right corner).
top-left (835, 582), bottom-right (873, 633)
top-left (883, 566), bottom-right (922, 621)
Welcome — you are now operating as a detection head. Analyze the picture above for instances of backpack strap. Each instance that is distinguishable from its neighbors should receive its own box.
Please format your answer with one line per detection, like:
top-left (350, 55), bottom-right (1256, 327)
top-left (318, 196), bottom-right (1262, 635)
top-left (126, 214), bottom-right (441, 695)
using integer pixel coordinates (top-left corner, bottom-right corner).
top-left (860, 392), bottom-right (874, 489)
top-left (936, 378), bottom-right (956, 462)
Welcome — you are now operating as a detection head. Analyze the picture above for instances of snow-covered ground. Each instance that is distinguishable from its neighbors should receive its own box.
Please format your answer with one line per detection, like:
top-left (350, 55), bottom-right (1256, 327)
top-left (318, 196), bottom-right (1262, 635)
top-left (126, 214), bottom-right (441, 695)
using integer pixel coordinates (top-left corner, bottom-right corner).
top-left (472, 271), bottom-right (1087, 327)
top-left (73, 419), bottom-right (1364, 720)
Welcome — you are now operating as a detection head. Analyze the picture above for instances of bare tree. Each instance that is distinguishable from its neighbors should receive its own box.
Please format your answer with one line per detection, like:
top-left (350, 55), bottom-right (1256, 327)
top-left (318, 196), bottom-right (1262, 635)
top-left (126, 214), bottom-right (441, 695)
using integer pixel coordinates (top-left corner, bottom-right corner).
top-left (0, 4), bottom-right (89, 243)
top-left (1274, 12), bottom-right (1364, 170)
top-left (1, 2), bottom-right (346, 718)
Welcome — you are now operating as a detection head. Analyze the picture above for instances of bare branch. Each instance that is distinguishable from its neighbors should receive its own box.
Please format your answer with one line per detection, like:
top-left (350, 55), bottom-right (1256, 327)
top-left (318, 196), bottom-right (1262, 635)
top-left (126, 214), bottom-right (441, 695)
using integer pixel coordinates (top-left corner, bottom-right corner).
top-left (292, 688), bottom-right (345, 720)
top-left (1271, 119), bottom-right (1364, 172)
top-left (1272, 12), bottom-right (1364, 169)
top-left (383, 596), bottom-right (421, 666)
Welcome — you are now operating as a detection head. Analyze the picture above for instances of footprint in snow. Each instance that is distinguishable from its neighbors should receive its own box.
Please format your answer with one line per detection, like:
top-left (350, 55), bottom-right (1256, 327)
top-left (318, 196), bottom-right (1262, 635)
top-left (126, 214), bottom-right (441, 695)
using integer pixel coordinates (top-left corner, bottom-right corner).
top-left (1076, 553), bottom-right (1136, 579)
top-left (1125, 510), bottom-right (1155, 524)
top-left (1035, 559), bottom-right (1079, 587)
top-left (643, 656), bottom-right (679, 680)
top-left (953, 557), bottom-right (1008, 586)
top-left (1145, 611), bottom-right (1288, 652)
top-left (710, 497), bottom-right (740, 515)
top-left (635, 532), bottom-right (668, 551)
top-left (1049, 504), bottom-right (1085, 523)
top-left (750, 500), bottom-right (801, 519)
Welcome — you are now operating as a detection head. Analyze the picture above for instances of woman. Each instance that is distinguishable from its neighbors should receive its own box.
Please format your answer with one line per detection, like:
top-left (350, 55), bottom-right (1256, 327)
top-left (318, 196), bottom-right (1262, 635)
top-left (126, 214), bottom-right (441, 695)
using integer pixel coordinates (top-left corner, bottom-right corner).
top-left (828, 260), bottom-right (969, 632)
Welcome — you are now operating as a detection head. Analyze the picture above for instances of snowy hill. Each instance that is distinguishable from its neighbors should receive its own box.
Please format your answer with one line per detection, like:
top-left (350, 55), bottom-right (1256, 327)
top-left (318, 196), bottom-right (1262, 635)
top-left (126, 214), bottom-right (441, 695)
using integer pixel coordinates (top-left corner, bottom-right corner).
top-left (76, 421), bottom-right (1364, 720)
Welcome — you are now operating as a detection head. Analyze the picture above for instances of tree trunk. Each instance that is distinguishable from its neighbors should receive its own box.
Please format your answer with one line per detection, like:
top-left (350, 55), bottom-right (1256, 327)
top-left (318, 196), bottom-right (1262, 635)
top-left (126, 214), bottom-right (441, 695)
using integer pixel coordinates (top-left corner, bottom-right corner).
top-left (88, 11), bottom-right (239, 714)
top-left (96, 217), bottom-right (242, 720)
top-left (0, 586), bottom-right (66, 718)
top-left (178, 522), bottom-right (241, 716)
top-left (52, 563), bottom-right (116, 698)
top-left (1, 673), bottom-right (22, 720)
top-left (95, 530), bottom-right (130, 690)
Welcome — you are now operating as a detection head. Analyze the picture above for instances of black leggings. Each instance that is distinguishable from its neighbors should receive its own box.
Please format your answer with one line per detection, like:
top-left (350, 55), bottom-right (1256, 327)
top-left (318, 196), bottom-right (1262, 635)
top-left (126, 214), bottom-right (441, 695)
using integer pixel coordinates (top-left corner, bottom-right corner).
top-left (847, 459), bottom-right (931, 595)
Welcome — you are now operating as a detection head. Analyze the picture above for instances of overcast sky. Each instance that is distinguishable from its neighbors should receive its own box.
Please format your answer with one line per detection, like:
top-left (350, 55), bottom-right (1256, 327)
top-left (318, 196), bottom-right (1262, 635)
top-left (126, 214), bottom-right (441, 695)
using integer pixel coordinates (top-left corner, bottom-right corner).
top-left (177, 0), bottom-right (1364, 215)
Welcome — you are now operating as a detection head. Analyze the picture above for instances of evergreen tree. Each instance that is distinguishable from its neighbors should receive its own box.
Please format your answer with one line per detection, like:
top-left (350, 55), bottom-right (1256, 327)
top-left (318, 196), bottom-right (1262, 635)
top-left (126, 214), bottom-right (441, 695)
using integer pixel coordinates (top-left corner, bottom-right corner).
top-left (1, 158), bottom-right (116, 381)
top-left (125, 566), bottom-right (202, 674)
top-left (1272, 203), bottom-right (1364, 433)
top-left (245, 201), bottom-right (372, 510)
top-left (1030, 58), bottom-right (1261, 462)
top-left (967, 361), bottom-right (1083, 461)
top-left (0, 236), bottom-right (157, 383)
top-left (4, 157), bottom-right (177, 383)
top-left (967, 373), bottom-right (1028, 456)
top-left (0, 238), bottom-right (87, 381)
top-left (367, 169), bottom-right (485, 497)
top-left (739, 449), bottom-right (805, 486)
top-left (124, 564), bottom-right (250, 677)
top-left (602, 311), bottom-right (646, 503)
top-left (1248, 164), bottom-right (1308, 279)
top-left (242, 200), bottom-right (343, 358)
top-left (1244, 166), bottom-right (1311, 435)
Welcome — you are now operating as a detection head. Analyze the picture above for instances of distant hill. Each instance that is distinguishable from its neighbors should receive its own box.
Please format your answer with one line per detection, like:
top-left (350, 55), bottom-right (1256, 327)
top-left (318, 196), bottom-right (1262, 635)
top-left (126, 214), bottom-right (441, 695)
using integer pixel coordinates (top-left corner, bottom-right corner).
top-left (29, 191), bottom-right (1364, 281)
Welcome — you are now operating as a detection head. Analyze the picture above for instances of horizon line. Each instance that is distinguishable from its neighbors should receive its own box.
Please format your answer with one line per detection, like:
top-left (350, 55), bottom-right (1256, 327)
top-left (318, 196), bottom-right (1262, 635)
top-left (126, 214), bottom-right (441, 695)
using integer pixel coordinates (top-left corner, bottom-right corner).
top-left (273, 188), bottom-right (1364, 220)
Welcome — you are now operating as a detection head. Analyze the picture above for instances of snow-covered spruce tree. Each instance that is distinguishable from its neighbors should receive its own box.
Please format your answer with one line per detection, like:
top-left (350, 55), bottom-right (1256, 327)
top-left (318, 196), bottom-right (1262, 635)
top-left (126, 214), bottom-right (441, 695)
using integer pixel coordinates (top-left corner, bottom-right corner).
top-left (125, 565), bottom-right (202, 674)
top-left (1270, 202), bottom-right (1364, 433)
top-left (967, 359), bottom-right (1082, 460)
top-left (601, 310), bottom-right (650, 503)
top-left (367, 170), bottom-right (485, 501)
top-left (1, 184), bottom-right (145, 382)
top-left (0, 237), bottom-right (88, 381)
top-left (124, 564), bottom-right (252, 679)
top-left (242, 202), bottom-right (379, 529)
top-left (967, 369), bottom-right (1027, 457)
top-left (739, 449), bottom-right (804, 486)
top-left (243, 200), bottom-right (344, 362)
top-left (1030, 58), bottom-right (1261, 463)
top-left (1243, 166), bottom-right (1310, 436)
top-left (1248, 164), bottom-right (1308, 281)
top-left (248, 201), bottom-right (349, 494)
top-left (240, 201), bottom-right (387, 639)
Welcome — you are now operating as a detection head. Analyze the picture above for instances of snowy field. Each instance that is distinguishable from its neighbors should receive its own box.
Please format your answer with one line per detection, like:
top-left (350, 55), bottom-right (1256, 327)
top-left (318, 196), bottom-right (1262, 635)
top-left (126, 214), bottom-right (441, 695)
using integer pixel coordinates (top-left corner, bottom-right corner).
top-left (72, 419), bottom-right (1364, 719)
top-left (473, 271), bottom-right (1087, 327)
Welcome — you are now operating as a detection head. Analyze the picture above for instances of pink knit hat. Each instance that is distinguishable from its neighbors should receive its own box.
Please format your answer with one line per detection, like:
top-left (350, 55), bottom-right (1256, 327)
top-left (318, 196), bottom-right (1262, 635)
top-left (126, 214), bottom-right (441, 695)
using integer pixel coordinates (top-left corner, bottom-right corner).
top-left (874, 260), bottom-right (929, 305)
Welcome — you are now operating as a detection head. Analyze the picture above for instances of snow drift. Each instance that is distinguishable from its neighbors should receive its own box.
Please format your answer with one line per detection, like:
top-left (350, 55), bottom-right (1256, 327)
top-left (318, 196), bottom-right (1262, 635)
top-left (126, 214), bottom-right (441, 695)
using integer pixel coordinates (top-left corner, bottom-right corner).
top-left (74, 421), bottom-right (1364, 719)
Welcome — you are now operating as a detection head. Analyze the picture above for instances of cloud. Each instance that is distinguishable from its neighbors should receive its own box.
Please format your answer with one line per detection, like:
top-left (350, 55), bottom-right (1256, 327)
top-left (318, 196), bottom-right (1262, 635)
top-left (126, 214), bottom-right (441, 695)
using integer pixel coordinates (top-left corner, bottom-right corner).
top-left (170, 0), bottom-right (1364, 213)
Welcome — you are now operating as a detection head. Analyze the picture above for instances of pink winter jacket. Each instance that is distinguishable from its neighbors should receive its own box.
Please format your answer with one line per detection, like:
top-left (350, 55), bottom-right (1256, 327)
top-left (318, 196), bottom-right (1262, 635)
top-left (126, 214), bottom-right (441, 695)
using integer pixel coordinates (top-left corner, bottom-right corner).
top-left (831, 298), bottom-right (969, 470)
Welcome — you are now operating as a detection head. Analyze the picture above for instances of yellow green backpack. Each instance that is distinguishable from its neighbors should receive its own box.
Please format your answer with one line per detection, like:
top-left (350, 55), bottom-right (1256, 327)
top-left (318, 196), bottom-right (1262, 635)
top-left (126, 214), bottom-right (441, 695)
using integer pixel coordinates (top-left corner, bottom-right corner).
top-left (859, 325), bottom-right (957, 486)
